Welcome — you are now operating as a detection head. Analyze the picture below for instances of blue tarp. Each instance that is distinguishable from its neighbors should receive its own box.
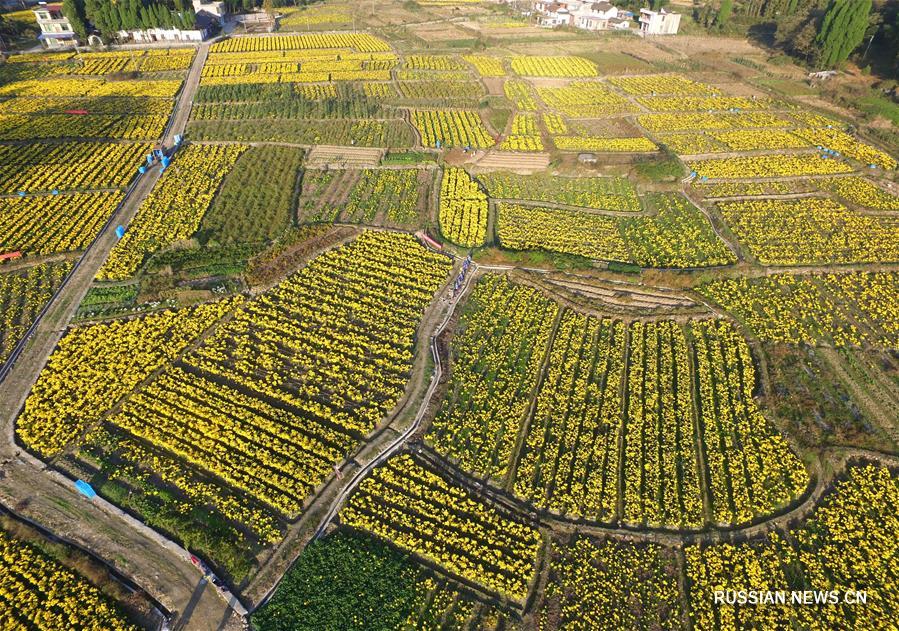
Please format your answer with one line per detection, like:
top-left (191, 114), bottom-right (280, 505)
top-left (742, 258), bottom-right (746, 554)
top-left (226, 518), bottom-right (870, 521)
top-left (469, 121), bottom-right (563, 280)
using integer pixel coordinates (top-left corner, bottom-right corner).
top-left (75, 480), bottom-right (97, 499)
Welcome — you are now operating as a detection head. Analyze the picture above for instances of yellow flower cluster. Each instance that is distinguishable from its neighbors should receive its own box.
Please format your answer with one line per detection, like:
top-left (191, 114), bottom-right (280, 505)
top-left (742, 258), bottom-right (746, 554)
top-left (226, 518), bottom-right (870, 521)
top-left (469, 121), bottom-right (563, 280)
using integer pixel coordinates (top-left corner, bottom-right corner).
top-left (608, 73), bottom-right (720, 95)
top-left (542, 112), bottom-right (567, 134)
top-left (718, 197), bottom-right (899, 264)
top-left (699, 272), bottom-right (899, 348)
top-left (691, 319), bottom-right (808, 524)
top-left (552, 135), bottom-right (657, 152)
top-left (0, 113), bottom-right (168, 141)
top-left (100, 144), bottom-right (246, 280)
top-left (690, 154), bottom-right (852, 178)
top-left (793, 127), bottom-right (897, 169)
top-left (439, 167), bottom-right (488, 246)
top-left (657, 132), bottom-right (723, 154)
top-left (0, 78), bottom-right (181, 98)
top-left (543, 537), bottom-right (681, 631)
top-left (295, 83), bottom-right (337, 99)
top-left (1, 262), bottom-right (70, 365)
top-left (17, 300), bottom-right (237, 457)
top-left (0, 191), bottom-right (122, 255)
top-left (402, 55), bottom-right (466, 70)
top-left (510, 55), bottom-right (597, 77)
top-left (0, 141), bottom-right (150, 194)
top-left (361, 82), bottom-right (394, 98)
top-left (429, 275), bottom-right (559, 480)
top-left (411, 109), bottom-right (494, 148)
top-left (498, 194), bottom-right (734, 267)
top-left (822, 176), bottom-right (899, 210)
top-left (636, 95), bottom-right (781, 111)
top-left (280, 9), bottom-right (351, 26)
top-left (500, 112), bottom-right (544, 151)
top-left (536, 81), bottom-right (632, 117)
top-left (462, 55), bottom-right (505, 77)
top-left (638, 111), bottom-right (790, 132)
top-left (397, 80), bottom-right (482, 101)
top-left (710, 129), bottom-right (810, 151)
top-left (477, 171), bottom-right (640, 211)
top-left (340, 452), bottom-right (543, 600)
top-left (686, 464), bottom-right (898, 631)
top-left (210, 33), bottom-right (391, 53)
top-left (503, 79), bottom-right (537, 110)
top-left (102, 429), bottom-right (281, 543)
top-left (0, 529), bottom-right (138, 630)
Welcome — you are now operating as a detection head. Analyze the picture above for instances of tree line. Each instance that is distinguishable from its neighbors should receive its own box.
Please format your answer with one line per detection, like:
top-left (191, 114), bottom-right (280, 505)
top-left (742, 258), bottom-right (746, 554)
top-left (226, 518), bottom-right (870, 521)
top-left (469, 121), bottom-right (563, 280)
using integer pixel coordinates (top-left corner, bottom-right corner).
top-left (62, 0), bottom-right (198, 38)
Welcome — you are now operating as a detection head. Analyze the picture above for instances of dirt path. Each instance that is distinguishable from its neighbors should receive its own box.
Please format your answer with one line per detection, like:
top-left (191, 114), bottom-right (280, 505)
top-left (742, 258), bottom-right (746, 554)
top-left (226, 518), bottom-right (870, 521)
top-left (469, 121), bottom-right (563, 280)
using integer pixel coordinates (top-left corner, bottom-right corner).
top-left (0, 46), bottom-right (240, 631)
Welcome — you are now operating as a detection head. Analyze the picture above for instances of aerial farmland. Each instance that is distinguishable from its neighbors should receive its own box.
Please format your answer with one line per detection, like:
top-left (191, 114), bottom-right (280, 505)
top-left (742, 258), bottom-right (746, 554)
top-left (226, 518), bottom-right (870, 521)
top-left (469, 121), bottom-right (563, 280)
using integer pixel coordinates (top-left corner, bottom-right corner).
top-left (0, 0), bottom-right (897, 629)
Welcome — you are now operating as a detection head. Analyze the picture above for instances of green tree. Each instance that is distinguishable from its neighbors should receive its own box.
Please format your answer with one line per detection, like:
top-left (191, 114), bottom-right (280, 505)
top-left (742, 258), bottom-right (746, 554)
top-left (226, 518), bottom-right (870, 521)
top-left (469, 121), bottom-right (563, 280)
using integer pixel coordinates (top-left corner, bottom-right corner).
top-left (715, 0), bottom-right (733, 27)
top-left (816, 0), bottom-right (872, 67)
top-left (62, 0), bottom-right (88, 38)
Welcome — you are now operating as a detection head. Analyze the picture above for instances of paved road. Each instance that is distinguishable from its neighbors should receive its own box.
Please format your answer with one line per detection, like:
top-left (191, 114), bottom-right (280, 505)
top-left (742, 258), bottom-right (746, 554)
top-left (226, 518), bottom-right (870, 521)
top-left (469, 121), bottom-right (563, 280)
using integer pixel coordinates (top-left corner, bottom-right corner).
top-left (0, 43), bottom-right (239, 631)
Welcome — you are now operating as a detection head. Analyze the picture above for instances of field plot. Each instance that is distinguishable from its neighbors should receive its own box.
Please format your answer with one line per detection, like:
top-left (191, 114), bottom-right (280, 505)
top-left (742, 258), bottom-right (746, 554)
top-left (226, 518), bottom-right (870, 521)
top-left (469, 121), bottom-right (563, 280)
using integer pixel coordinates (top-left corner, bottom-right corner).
top-left (497, 194), bottom-right (735, 268)
top-left (19, 232), bottom-right (450, 579)
top-left (699, 272), bottom-right (899, 348)
top-left (0, 526), bottom-right (138, 630)
top-left (296, 167), bottom-right (432, 227)
top-left (716, 197), bottom-right (899, 265)
top-left (253, 529), bottom-right (513, 630)
top-left (540, 537), bottom-right (683, 630)
top-left (188, 34), bottom-right (413, 147)
top-left (0, 261), bottom-right (70, 366)
top-left (429, 275), bottom-right (559, 481)
top-left (99, 144), bottom-right (246, 280)
top-left (477, 172), bottom-right (639, 211)
top-left (199, 145), bottom-right (304, 244)
top-left (439, 167), bottom-right (488, 247)
top-left (685, 464), bottom-right (899, 631)
top-left (340, 453), bottom-right (542, 600)
top-left (0, 141), bottom-right (150, 194)
top-left (0, 191), bottom-right (122, 256)
top-left (433, 275), bottom-right (806, 527)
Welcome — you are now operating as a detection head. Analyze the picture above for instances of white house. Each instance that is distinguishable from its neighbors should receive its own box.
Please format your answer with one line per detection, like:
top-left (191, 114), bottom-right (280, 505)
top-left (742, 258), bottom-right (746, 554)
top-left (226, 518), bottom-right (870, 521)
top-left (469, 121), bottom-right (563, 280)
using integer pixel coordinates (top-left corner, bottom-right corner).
top-left (639, 8), bottom-right (680, 35)
top-left (116, 10), bottom-right (218, 43)
top-left (534, 0), bottom-right (628, 31)
top-left (33, 2), bottom-right (77, 49)
top-left (572, 2), bottom-right (620, 31)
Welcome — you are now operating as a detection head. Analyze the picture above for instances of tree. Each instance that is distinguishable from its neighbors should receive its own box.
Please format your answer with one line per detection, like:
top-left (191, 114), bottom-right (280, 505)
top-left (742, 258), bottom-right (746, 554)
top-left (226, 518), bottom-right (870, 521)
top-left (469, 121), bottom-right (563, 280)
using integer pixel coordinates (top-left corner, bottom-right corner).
top-left (62, 0), bottom-right (88, 39)
top-left (716, 0), bottom-right (733, 28)
top-left (816, 0), bottom-right (872, 67)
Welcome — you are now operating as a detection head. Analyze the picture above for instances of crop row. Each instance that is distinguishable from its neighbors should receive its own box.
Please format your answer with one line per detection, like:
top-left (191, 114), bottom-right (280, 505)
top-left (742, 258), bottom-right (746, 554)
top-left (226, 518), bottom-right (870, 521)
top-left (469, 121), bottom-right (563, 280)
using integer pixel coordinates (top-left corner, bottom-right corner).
top-left (0, 262), bottom-right (70, 367)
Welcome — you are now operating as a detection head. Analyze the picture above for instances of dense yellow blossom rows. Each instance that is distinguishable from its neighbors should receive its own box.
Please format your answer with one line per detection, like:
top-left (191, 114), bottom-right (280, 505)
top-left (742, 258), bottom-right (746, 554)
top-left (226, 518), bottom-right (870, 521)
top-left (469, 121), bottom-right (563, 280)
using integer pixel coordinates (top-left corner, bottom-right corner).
top-left (0, 113), bottom-right (168, 141)
top-left (639, 111), bottom-right (791, 133)
top-left (0, 78), bottom-right (181, 98)
top-left (463, 55), bottom-right (505, 77)
top-left (690, 154), bottom-right (853, 178)
top-left (429, 275), bottom-right (559, 480)
top-left (0, 529), bottom-right (137, 630)
top-left (0, 191), bottom-right (122, 255)
top-left (822, 176), bottom-right (899, 210)
top-left (510, 56), bottom-right (597, 77)
top-left (17, 300), bottom-right (237, 457)
top-left (477, 171), bottom-right (640, 211)
top-left (698, 272), bottom-right (899, 348)
top-left (99, 144), bottom-right (246, 280)
top-left (210, 33), bottom-right (391, 53)
top-left (438, 167), bottom-right (488, 247)
top-left (718, 197), bottom-right (899, 264)
top-left (792, 127), bottom-right (897, 169)
top-left (0, 141), bottom-right (149, 194)
top-left (498, 194), bottom-right (734, 267)
top-left (500, 112), bottom-right (544, 151)
top-left (609, 74), bottom-right (720, 95)
top-left (411, 109), bottom-right (494, 148)
top-left (536, 81), bottom-right (633, 117)
top-left (340, 452), bottom-right (543, 600)
top-left (686, 464), bottom-right (898, 630)
top-left (0, 262), bottom-right (70, 366)
top-left (552, 136), bottom-right (657, 152)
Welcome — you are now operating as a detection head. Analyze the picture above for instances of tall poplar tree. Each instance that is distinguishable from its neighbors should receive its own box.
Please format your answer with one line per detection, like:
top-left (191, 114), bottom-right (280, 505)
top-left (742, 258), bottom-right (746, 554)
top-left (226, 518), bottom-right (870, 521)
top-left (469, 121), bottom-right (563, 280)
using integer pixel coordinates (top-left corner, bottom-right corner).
top-left (816, 0), bottom-right (872, 67)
